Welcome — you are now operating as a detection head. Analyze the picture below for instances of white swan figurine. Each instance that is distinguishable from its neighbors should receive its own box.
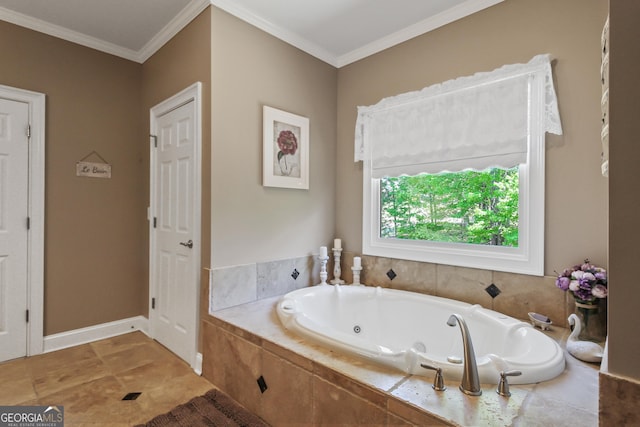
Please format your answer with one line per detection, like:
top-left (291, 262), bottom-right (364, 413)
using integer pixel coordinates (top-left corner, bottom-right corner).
top-left (566, 313), bottom-right (604, 363)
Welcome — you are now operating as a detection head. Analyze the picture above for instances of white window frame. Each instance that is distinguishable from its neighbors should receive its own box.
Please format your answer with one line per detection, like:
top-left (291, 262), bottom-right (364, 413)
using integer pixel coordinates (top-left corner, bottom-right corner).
top-left (362, 73), bottom-right (546, 276)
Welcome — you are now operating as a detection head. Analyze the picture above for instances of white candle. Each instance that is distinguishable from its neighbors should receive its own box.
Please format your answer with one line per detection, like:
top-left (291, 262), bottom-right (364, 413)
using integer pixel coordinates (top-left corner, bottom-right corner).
top-left (320, 246), bottom-right (328, 258)
top-left (334, 238), bottom-right (342, 249)
top-left (353, 256), bottom-right (361, 268)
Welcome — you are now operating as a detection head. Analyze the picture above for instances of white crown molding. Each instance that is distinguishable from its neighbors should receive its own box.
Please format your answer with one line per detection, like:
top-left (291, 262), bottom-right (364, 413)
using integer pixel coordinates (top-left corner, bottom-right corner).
top-left (212, 0), bottom-right (503, 68)
top-left (0, 5), bottom-right (140, 62)
top-left (336, 0), bottom-right (504, 67)
top-left (209, 0), bottom-right (338, 67)
top-left (0, 0), bottom-right (503, 67)
top-left (0, 0), bottom-right (210, 64)
top-left (138, 0), bottom-right (211, 63)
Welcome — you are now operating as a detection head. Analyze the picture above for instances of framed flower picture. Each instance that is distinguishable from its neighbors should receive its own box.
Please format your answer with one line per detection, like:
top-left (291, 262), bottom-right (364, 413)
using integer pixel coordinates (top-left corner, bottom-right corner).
top-left (263, 105), bottom-right (309, 189)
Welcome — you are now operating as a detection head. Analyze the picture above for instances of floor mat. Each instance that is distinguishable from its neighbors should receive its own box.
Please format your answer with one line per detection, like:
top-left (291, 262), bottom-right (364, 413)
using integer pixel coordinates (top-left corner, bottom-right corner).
top-left (136, 388), bottom-right (269, 427)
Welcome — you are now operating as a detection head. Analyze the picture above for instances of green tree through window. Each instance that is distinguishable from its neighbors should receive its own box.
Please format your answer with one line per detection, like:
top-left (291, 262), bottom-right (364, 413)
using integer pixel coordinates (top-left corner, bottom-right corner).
top-left (380, 167), bottom-right (519, 247)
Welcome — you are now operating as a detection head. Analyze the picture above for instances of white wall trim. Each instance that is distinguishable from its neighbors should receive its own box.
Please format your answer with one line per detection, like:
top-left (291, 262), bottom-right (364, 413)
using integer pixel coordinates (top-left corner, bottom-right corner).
top-left (335, 0), bottom-right (504, 68)
top-left (0, 6), bottom-right (140, 62)
top-left (0, 0), bottom-right (500, 67)
top-left (138, 0), bottom-right (211, 63)
top-left (43, 316), bottom-right (149, 354)
top-left (194, 352), bottom-right (203, 376)
top-left (0, 84), bottom-right (46, 357)
top-left (210, 0), bottom-right (504, 68)
top-left (209, 0), bottom-right (335, 66)
top-left (0, 0), bottom-right (209, 64)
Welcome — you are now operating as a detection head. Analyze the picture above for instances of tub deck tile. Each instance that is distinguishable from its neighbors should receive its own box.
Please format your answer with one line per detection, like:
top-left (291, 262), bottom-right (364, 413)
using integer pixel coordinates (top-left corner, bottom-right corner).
top-left (390, 375), bottom-right (532, 427)
top-left (262, 336), bottom-right (315, 372)
top-left (313, 362), bottom-right (391, 408)
top-left (312, 375), bottom-right (388, 426)
top-left (206, 291), bottom-right (599, 427)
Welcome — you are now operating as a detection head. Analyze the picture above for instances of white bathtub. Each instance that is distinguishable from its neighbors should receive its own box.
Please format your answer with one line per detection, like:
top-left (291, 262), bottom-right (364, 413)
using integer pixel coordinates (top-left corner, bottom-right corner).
top-left (276, 284), bottom-right (565, 385)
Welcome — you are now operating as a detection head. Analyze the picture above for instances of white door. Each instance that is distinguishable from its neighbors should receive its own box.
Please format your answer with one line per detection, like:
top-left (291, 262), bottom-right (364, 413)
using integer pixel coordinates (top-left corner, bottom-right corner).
top-left (150, 84), bottom-right (201, 369)
top-left (0, 98), bottom-right (29, 362)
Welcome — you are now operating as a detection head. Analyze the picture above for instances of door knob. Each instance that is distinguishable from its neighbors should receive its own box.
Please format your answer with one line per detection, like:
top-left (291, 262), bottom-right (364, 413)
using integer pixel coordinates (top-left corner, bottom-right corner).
top-left (179, 240), bottom-right (193, 249)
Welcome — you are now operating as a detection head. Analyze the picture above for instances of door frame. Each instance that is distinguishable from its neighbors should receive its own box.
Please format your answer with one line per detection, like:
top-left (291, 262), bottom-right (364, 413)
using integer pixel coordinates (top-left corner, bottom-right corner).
top-left (148, 82), bottom-right (202, 371)
top-left (0, 84), bottom-right (45, 357)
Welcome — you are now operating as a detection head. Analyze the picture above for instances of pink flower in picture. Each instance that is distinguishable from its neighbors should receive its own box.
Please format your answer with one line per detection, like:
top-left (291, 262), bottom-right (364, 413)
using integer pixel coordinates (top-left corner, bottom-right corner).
top-left (277, 130), bottom-right (298, 155)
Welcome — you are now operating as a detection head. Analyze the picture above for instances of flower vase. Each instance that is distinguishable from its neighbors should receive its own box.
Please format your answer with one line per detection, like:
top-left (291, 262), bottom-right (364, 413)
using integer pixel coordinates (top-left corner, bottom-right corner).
top-left (278, 155), bottom-right (293, 176)
top-left (574, 299), bottom-right (607, 343)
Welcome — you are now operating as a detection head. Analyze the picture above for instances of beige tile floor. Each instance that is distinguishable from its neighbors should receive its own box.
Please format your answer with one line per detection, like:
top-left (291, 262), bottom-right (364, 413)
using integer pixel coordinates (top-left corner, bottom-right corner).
top-left (0, 331), bottom-right (215, 426)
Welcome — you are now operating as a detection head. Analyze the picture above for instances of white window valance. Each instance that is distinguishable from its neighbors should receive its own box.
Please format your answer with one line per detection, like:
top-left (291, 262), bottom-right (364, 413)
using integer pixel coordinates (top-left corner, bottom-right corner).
top-left (354, 54), bottom-right (563, 178)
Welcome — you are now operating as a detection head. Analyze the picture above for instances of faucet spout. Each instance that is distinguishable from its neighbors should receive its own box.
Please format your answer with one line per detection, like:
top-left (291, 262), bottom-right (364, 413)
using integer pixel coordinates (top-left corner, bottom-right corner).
top-left (447, 313), bottom-right (482, 396)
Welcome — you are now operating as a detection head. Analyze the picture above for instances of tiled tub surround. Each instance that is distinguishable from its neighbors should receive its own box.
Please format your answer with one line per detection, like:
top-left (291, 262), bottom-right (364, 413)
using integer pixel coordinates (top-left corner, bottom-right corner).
top-left (202, 296), bottom-right (599, 426)
top-left (352, 255), bottom-right (581, 328)
top-left (210, 253), bottom-right (591, 328)
top-left (209, 255), bottom-right (321, 312)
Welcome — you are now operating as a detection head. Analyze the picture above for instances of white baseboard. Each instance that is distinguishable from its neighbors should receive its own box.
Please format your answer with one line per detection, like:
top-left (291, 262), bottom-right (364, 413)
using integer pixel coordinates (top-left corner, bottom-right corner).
top-left (43, 315), bottom-right (149, 353)
top-left (194, 352), bottom-right (203, 375)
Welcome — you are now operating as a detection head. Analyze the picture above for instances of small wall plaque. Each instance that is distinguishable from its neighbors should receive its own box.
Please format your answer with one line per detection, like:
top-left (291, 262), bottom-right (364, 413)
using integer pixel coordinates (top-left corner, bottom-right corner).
top-left (76, 161), bottom-right (112, 179)
top-left (76, 150), bottom-right (112, 179)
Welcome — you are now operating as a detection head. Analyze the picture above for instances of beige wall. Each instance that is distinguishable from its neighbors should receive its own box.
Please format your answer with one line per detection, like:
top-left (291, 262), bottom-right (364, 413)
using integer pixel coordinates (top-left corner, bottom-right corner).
top-left (0, 3), bottom-right (335, 339)
top-left (336, 0), bottom-right (609, 276)
top-left (142, 8), bottom-right (212, 323)
top-left (608, 0), bottom-right (640, 381)
top-left (0, 7), bottom-right (212, 336)
top-left (209, 8), bottom-right (338, 268)
top-left (0, 21), bottom-right (145, 335)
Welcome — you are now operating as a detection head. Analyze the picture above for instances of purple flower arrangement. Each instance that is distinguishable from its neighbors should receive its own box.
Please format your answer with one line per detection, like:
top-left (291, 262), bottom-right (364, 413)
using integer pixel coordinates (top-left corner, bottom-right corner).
top-left (555, 259), bottom-right (608, 303)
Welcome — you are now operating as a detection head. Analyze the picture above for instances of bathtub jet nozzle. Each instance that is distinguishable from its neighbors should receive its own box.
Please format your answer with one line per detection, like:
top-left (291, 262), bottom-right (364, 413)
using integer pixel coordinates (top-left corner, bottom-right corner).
top-left (447, 313), bottom-right (482, 396)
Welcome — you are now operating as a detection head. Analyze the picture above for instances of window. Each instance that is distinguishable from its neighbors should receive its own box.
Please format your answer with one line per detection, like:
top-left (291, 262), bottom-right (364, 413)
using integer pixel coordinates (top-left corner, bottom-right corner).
top-left (380, 167), bottom-right (519, 247)
top-left (356, 55), bottom-right (562, 276)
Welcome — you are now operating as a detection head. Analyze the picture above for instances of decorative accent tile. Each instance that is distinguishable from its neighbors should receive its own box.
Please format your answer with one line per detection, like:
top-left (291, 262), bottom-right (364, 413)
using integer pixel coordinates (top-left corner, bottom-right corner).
top-left (485, 283), bottom-right (501, 298)
top-left (386, 269), bottom-right (397, 281)
top-left (291, 269), bottom-right (300, 280)
top-left (257, 376), bottom-right (268, 393)
top-left (122, 392), bottom-right (141, 400)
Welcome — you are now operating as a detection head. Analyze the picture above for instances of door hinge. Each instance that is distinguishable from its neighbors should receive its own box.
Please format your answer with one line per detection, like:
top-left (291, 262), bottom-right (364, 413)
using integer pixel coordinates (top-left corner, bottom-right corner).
top-left (150, 134), bottom-right (157, 148)
top-left (26, 125), bottom-right (31, 139)
top-left (153, 217), bottom-right (157, 228)
top-left (151, 298), bottom-right (156, 309)
top-left (27, 217), bottom-right (30, 230)
top-left (26, 309), bottom-right (29, 323)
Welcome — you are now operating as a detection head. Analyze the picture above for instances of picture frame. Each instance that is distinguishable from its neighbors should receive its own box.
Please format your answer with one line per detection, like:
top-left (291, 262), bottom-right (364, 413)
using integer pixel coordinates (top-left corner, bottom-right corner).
top-left (263, 105), bottom-right (309, 190)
